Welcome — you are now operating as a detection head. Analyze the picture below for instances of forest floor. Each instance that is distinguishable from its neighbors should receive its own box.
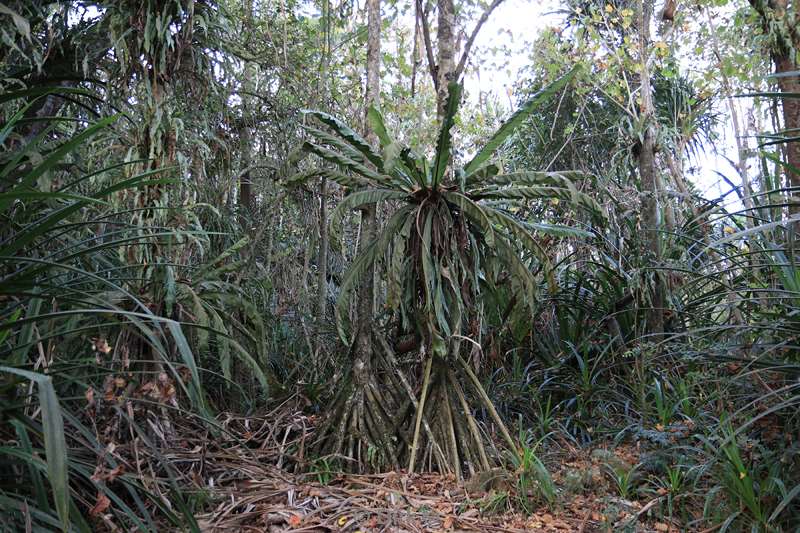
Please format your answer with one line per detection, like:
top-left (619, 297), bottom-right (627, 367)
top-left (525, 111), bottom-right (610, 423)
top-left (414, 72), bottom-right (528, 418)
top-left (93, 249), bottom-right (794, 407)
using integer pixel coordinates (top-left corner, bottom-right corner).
top-left (140, 400), bottom-right (685, 533)
top-left (194, 454), bottom-right (679, 533)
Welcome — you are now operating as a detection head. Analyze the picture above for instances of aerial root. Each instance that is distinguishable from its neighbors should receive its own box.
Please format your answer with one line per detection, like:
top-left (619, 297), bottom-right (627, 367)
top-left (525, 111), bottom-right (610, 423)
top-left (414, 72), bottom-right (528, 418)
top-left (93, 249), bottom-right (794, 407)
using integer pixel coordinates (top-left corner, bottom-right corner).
top-left (312, 337), bottom-right (516, 475)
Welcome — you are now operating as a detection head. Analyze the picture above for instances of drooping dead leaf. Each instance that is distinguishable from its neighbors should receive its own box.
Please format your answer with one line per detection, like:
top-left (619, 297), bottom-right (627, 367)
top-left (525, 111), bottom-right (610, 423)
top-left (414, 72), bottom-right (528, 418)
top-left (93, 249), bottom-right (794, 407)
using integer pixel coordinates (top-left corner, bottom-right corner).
top-left (90, 493), bottom-right (111, 516)
top-left (91, 465), bottom-right (125, 483)
top-left (107, 465), bottom-right (124, 482)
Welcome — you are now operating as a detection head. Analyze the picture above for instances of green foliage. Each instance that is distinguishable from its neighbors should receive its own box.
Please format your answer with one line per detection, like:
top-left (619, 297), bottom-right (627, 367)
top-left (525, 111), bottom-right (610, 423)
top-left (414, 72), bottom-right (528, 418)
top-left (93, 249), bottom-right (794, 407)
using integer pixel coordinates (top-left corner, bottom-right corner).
top-left (0, 84), bottom-right (271, 529)
top-left (5, 1), bottom-right (800, 530)
top-left (301, 73), bottom-right (602, 352)
top-left (0, 366), bottom-right (69, 531)
top-left (605, 462), bottom-right (640, 500)
top-left (509, 431), bottom-right (557, 511)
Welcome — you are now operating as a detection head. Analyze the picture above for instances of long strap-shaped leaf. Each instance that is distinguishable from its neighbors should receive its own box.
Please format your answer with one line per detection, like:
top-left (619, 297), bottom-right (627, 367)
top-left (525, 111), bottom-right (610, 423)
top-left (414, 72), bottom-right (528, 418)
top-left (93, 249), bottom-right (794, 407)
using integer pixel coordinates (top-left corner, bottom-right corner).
top-left (524, 221), bottom-right (593, 239)
top-left (303, 141), bottom-right (404, 190)
top-left (0, 367), bottom-right (69, 532)
top-left (366, 105), bottom-right (393, 148)
top-left (400, 147), bottom-right (428, 188)
top-left (463, 163), bottom-right (500, 189)
top-left (484, 208), bottom-right (558, 293)
top-left (329, 188), bottom-right (408, 236)
top-left (303, 109), bottom-right (384, 169)
top-left (432, 83), bottom-right (463, 188)
top-left (463, 65), bottom-right (580, 176)
top-left (0, 86), bottom-right (93, 105)
top-left (441, 191), bottom-right (495, 246)
top-left (475, 185), bottom-right (602, 215)
top-left (0, 114), bottom-right (120, 212)
top-left (334, 205), bottom-right (414, 343)
top-left (1, 175), bottom-right (177, 257)
top-left (303, 125), bottom-right (368, 164)
top-left (474, 170), bottom-right (587, 189)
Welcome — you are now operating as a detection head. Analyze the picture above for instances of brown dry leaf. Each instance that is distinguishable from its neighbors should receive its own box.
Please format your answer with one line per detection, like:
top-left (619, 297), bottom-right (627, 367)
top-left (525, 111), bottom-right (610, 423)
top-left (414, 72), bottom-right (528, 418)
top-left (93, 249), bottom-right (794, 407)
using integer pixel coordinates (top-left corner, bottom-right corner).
top-left (91, 465), bottom-right (125, 483)
top-left (162, 383), bottom-right (176, 400)
top-left (442, 515), bottom-right (454, 530)
top-left (654, 523), bottom-right (669, 532)
top-left (106, 465), bottom-right (124, 482)
top-left (287, 514), bottom-right (302, 527)
top-left (85, 387), bottom-right (95, 406)
top-left (90, 493), bottom-right (111, 516)
top-left (435, 501), bottom-right (452, 513)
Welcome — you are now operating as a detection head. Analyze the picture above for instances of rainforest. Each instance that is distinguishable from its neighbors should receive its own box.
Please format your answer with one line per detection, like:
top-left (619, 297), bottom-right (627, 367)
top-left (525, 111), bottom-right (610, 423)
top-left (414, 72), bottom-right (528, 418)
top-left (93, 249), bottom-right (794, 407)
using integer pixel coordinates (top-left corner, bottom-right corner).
top-left (1, 0), bottom-right (800, 531)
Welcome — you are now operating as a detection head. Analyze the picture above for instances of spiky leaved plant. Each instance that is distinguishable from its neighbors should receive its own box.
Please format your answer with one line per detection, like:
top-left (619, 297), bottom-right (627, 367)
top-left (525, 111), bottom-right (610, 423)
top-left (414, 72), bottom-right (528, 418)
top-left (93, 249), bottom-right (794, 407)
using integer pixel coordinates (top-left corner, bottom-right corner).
top-left (300, 67), bottom-right (603, 477)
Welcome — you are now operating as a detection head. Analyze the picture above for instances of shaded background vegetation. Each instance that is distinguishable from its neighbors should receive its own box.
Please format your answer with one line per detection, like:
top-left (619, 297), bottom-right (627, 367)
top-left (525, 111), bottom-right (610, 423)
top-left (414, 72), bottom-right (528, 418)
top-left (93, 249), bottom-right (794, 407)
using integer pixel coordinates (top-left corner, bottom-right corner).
top-left (2, 0), bottom-right (800, 531)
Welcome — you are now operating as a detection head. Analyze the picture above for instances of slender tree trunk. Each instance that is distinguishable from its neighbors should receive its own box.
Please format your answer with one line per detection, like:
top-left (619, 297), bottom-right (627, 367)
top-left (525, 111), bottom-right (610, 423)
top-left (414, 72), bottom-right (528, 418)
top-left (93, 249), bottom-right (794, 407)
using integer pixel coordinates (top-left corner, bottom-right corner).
top-left (411, 8), bottom-right (421, 97)
top-left (239, 126), bottom-right (253, 214)
top-left (772, 1), bottom-right (800, 201)
top-left (366, 0), bottom-right (381, 133)
top-left (353, 0), bottom-right (381, 360)
top-left (317, 178), bottom-right (329, 321)
top-left (637, 0), bottom-right (664, 337)
top-left (436, 0), bottom-right (456, 116)
top-left (238, 0), bottom-right (256, 214)
top-left (316, 0), bottom-right (332, 327)
top-left (748, 0), bottom-right (800, 214)
top-left (776, 54), bottom-right (800, 211)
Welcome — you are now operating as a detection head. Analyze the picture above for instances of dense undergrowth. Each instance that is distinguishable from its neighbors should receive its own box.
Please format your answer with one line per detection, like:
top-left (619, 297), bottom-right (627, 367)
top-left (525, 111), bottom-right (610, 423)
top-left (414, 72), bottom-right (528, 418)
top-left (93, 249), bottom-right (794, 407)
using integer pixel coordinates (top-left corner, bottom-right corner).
top-left (2, 85), bottom-right (799, 532)
top-left (3, 2), bottom-right (800, 531)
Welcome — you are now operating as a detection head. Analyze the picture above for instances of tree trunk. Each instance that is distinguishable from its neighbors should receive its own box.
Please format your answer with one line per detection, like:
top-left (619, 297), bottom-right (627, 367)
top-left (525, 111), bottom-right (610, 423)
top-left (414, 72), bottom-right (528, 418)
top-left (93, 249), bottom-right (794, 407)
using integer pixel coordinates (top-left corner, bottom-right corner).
top-left (354, 0), bottom-right (381, 343)
top-left (239, 128), bottom-right (253, 214)
top-left (776, 54), bottom-right (800, 212)
top-left (312, 0), bottom-right (385, 473)
top-left (317, 178), bottom-right (329, 322)
top-left (436, 0), bottom-right (456, 117)
top-left (748, 0), bottom-right (800, 214)
top-left (238, 0), bottom-right (256, 214)
top-left (316, 0), bottom-right (332, 327)
top-left (637, 0), bottom-right (664, 337)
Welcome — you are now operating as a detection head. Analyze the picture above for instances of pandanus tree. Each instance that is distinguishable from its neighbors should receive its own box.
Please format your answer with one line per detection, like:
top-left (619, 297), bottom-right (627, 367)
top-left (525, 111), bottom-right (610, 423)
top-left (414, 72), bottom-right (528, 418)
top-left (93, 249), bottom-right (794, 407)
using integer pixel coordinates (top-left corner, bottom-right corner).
top-left (299, 67), bottom-right (603, 476)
